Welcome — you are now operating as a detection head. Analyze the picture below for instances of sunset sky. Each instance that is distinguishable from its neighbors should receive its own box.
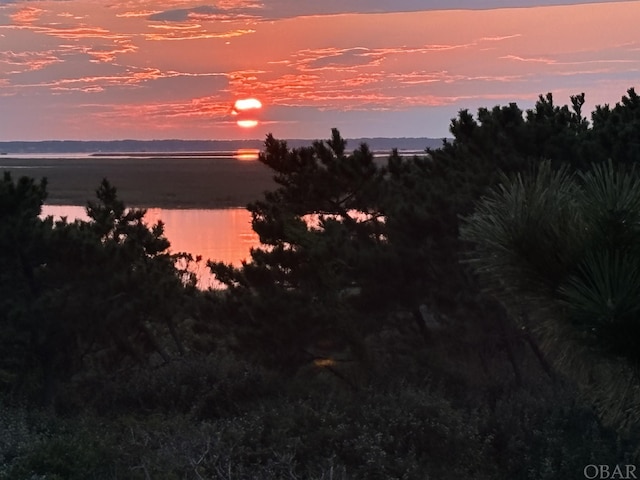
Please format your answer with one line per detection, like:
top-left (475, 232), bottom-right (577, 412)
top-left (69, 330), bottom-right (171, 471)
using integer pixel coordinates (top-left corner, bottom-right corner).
top-left (1, 0), bottom-right (639, 141)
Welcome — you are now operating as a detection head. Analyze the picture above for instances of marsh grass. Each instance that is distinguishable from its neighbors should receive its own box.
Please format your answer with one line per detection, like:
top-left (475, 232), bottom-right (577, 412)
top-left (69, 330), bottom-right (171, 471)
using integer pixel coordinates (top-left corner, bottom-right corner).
top-left (0, 156), bottom-right (276, 209)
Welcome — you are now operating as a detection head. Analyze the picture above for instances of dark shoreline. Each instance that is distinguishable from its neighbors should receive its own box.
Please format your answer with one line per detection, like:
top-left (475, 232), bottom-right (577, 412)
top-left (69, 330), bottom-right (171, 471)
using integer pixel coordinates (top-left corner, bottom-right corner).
top-left (0, 156), bottom-right (276, 209)
top-left (89, 151), bottom-right (258, 158)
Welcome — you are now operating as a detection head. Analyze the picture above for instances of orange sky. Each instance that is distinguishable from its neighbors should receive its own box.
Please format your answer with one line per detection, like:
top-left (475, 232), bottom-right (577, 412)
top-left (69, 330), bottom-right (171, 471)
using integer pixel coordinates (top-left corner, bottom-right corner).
top-left (1, 1), bottom-right (639, 140)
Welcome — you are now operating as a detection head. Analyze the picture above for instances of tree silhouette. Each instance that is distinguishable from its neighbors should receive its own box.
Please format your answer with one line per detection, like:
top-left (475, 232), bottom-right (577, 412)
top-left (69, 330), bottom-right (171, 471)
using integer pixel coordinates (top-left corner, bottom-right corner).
top-left (210, 129), bottom-right (388, 371)
top-left (0, 176), bottom-right (191, 405)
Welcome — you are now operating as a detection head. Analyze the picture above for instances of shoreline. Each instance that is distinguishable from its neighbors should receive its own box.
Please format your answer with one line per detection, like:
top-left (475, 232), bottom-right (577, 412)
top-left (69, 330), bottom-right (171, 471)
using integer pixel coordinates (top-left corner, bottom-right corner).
top-left (42, 199), bottom-right (253, 210)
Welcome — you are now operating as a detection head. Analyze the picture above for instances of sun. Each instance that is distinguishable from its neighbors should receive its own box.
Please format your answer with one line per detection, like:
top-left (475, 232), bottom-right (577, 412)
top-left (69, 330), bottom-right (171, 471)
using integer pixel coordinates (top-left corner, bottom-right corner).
top-left (232, 98), bottom-right (262, 128)
top-left (233, 98), bottom-right (262, 112)
top-left (237, 120), bottom-right (259, 128)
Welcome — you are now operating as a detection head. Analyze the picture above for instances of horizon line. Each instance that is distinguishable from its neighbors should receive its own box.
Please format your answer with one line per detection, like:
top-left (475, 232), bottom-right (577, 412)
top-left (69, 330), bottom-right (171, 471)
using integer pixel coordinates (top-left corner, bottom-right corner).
top-left (0, 136), bottom-right (449, 143)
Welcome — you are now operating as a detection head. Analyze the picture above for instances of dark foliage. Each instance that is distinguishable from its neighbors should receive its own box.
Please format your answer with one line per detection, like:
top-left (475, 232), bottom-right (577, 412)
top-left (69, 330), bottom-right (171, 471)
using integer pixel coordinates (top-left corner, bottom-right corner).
top-left (209, 129), bottom-right (389, 371)
top-left (0, 176), bottom-right (192, 406)
top-left (3, 87), bottom-right (640, 477)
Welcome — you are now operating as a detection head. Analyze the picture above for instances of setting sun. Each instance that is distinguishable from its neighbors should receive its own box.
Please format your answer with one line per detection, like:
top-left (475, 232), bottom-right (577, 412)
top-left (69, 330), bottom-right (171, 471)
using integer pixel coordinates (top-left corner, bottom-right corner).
top-left (232, 98), bottom-right (263, 129)
top-left (237, 120), bottom-right (259, 128)
top-left (233, 98), bottom-right (262, 113)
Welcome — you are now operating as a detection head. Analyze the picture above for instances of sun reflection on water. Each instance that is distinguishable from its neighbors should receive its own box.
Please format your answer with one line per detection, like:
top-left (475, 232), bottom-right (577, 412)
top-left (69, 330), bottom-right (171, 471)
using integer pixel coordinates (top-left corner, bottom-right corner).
top-left (234, 149), bottom-right (260, 161)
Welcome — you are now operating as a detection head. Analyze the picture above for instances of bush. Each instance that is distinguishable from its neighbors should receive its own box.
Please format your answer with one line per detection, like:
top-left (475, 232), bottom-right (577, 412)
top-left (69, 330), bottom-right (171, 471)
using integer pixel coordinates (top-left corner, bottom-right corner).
top-left (0, 407), bottom-right (115, 480)
top-left (83, 353), bottom-right (281, 417)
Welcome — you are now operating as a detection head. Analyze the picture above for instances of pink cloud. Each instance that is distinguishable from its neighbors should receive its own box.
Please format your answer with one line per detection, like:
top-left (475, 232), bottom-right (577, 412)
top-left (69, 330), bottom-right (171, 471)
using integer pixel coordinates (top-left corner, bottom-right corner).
top-left (39, 26), bottom-right (130, 40)
top-left (501, 54), bottom-right (556, 64)
top-left (9, 6), bottom-right (44, 25)
top-left (9, 67), bottom-right (225, 95)
top-left (116, 10), bottom-right (161, 18)
top-left (75, 95), bottom-right (236, 137)
top-left (86, 42), bottom-right (137, 63)
top-left (143, 28), bottom-right (255, 41)
top-left (0, 50), bottom-right (62, 72)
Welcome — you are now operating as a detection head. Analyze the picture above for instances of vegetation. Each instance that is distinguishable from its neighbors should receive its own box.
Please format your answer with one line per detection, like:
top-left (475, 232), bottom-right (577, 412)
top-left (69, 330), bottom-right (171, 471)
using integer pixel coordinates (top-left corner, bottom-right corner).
top-left (461, 160), bottom-right (640, 438)
top-left (2, 88), bottom-right (640, 478)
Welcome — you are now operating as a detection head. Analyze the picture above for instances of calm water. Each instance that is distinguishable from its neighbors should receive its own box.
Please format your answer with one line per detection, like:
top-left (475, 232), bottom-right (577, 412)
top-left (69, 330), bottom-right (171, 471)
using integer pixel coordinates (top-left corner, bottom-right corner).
top-left (41, 205), bottom-right (260, 289)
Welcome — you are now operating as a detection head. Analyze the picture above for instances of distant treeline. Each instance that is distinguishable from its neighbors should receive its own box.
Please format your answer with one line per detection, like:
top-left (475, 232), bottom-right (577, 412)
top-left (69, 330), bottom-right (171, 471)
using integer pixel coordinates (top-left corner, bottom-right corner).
top-left (0, 137), bottom-right (445, 154)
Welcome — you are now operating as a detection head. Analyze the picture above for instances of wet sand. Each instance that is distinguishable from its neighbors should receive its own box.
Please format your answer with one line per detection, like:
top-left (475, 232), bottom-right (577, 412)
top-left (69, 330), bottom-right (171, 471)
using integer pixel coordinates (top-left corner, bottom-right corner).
top-left (0, 156), bottom-right (277, 209)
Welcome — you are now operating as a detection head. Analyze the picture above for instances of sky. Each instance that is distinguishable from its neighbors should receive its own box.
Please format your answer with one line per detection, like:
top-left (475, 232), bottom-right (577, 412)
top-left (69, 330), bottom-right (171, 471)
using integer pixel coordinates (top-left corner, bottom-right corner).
top-left (0, 0), bottom-right (639, 141)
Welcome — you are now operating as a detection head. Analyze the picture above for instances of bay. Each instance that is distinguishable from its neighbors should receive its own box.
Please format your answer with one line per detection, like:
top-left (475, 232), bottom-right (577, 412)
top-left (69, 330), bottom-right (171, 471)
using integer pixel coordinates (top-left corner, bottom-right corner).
top-left (41, 205), bottom-right (260, 289)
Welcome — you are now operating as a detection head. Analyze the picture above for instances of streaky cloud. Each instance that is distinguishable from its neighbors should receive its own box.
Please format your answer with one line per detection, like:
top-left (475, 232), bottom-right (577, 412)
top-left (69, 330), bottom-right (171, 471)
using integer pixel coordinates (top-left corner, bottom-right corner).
top-left (246, 0), bottom-right (640, 20)
top-left (139, 0), bottom-right (639, 23)
top-left (148, 6), bottom-right (226, 22)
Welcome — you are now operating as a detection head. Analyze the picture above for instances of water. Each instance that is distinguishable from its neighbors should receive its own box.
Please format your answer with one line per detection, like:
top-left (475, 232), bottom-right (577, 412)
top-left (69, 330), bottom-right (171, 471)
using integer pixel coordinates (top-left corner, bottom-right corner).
top-left (41, 205), bottom-right (260, 289)
top-left (1, 151), bottom-right (260, 160)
